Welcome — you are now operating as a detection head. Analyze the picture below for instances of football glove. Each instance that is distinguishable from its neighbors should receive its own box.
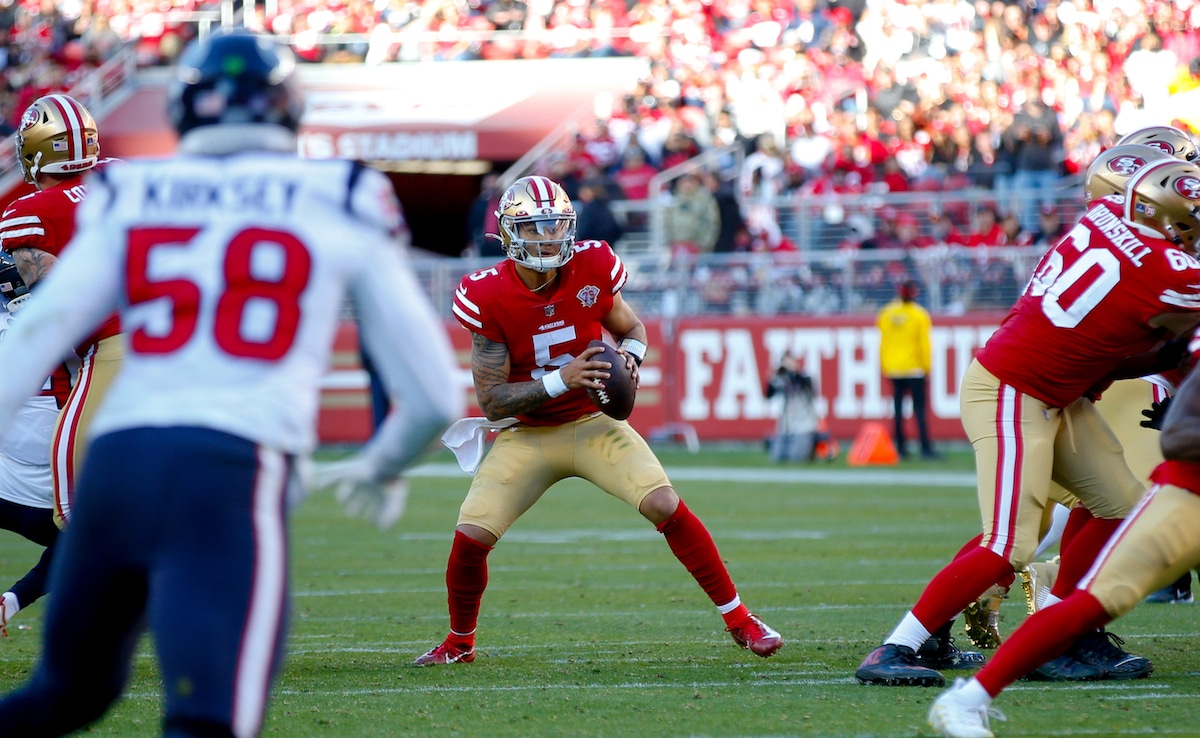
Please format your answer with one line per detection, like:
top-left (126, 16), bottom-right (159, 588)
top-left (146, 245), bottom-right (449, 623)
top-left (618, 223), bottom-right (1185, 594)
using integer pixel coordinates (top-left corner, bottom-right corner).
top-left (311, 457), bottom-right (409, 530)
top-left (1140, 396), bottom-right (1172, 431)
top-left (5, 293), bottom-right (31, 314)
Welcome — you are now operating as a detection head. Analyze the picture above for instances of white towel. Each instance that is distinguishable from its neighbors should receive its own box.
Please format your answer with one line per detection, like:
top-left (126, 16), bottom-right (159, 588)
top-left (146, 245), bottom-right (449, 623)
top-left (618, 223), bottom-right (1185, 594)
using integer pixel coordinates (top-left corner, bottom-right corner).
top-left (440, 416), bottom-right (520, 473)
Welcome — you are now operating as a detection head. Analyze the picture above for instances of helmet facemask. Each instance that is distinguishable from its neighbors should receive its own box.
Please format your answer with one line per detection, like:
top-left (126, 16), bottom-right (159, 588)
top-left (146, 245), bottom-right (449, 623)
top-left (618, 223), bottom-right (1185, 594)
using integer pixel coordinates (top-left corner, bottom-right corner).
top-left (493, 176), bottom-right (577, 273)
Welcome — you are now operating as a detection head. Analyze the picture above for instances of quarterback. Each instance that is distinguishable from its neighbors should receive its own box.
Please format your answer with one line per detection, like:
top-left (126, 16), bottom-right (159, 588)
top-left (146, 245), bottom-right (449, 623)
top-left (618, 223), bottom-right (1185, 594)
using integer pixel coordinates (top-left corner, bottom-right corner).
top-left (416, 175), bottom-right (782, 665)
top-left (0, 93), bottom-right (120, 527)
top-left (0, 30), bottom-right (461, 737)
top-left (858, 156), bottom-right (1200, 689)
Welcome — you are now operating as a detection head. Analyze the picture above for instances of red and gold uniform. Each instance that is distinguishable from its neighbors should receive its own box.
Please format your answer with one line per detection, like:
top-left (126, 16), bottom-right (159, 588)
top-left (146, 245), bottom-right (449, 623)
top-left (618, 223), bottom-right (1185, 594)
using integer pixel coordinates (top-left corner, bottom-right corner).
top-left (963, 199), bottom-right (1200, 569)
top-left (451, 240), bottom-right (670, 538)
top-left (0, 162), bottom-right (123, 526)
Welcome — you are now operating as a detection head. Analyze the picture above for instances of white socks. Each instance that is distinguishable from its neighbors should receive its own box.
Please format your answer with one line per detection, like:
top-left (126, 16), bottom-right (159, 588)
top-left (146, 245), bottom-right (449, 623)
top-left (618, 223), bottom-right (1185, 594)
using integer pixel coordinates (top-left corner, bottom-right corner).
top-left (886, 611), bottom-right (932, 652)
top-left (0, 591), bottom-right (18, 625)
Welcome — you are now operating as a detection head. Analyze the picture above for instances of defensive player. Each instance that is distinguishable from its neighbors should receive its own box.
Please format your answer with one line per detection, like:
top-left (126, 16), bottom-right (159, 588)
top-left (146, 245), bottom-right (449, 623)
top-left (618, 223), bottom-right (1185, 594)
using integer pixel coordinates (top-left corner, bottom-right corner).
top-left (0, 92), bottom-right (120, 527)
top-left (0, 255), bottom-right (60, 635)
top-left (856, 157), bottom-right (1200, 688)
top-left (0, 29), bottom-right (461, 737)
top-left (416, 175), bottom-right (782, 665)
top-left (928, 327), bottom-right (1200, 738)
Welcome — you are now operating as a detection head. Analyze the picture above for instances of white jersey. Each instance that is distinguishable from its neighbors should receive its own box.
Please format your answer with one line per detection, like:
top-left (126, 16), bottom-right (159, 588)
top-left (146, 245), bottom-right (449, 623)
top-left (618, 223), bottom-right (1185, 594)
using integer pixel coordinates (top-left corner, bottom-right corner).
top-left (0, 311), bottom-right (56, 509)
top-left (0, 131), bottom-right (462, 475)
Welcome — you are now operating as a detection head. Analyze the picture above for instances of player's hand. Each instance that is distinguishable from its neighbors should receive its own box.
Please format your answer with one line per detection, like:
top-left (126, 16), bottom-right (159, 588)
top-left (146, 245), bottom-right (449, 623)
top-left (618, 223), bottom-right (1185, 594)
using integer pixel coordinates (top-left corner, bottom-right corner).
top-left (1140, 397), bottom-right (1172, 431)
top-left (561, 345), bottom-right (609, 391)
top-left (616, 348), bottom-right (640, 388)
top-left (311, 457), bottom-right (410, 530)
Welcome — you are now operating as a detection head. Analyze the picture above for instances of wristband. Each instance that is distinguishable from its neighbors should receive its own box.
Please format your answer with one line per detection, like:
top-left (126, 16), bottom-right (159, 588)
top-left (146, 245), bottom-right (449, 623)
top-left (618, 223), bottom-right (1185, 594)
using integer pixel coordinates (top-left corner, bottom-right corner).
top-left (619, 338), bottom-right (647, 366)
top-left (542, 368), bottom-right (569, 398)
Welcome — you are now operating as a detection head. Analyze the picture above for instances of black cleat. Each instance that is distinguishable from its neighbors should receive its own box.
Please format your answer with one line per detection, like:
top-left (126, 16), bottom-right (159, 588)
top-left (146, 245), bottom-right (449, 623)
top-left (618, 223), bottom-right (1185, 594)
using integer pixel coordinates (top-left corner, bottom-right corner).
top-left (1069, 630), bottom-right (1153, 680)
top-left (916, 621), bottom-right (986, 670)
top-left (1022, 653), bottom-right (1103, 682)
top-left (856, 643), bottom-right (946, 687)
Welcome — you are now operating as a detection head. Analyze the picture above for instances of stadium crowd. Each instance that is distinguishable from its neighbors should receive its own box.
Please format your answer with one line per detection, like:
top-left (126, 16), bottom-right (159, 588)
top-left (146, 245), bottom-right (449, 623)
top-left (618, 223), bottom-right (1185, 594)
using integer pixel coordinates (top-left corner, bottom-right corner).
top-left (2, 0), bottom-right (1198, 313)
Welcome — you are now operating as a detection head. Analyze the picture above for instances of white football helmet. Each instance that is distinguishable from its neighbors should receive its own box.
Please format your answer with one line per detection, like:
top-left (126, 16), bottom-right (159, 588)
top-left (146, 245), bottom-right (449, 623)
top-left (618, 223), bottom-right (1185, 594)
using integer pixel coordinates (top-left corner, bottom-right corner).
top-left (15, 94), bottom-right (100, 188)
top-left (1123, 159), bottom-right (1200, 253)
top-left (1115, 125), bottom-right (1199, 163)
top-left (1084, 144), bottom-right (1172, 204)
top-left (492, 176), bottom-right (577, 272)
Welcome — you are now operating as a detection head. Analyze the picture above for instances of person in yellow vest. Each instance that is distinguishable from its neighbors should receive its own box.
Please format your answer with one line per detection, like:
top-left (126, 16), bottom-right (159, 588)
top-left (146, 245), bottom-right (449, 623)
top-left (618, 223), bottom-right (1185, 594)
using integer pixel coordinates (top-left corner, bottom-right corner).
top-left (878, 279), bottom-right (939, 460)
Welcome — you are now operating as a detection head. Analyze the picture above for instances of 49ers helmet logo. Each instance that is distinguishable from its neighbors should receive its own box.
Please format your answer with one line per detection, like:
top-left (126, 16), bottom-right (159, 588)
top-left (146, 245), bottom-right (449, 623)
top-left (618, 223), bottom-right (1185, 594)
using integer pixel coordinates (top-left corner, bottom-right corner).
top-left (1107, 155), bottom-right (1147, 176)
top-left (19, 106), bottom-right (39, 131)
top-left (1145, 141), bottom-right (1177, 156)
top-left (1175, 175), bottom-right (1200, 200)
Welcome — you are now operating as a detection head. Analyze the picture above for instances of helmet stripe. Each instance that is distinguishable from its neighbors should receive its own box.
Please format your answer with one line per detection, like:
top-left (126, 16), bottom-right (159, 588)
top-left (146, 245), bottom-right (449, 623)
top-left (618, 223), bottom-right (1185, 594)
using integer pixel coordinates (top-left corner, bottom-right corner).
top-left (528, 176), bottom-right (555, 209)
top-left (43, 95), bottom-right (84, 162)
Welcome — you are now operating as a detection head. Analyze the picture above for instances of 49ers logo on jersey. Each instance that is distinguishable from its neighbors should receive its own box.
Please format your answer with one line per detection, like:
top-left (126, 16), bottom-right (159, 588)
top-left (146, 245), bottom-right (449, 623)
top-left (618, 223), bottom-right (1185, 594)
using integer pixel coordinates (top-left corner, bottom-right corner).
top-left (1108, 155), bottom-right (1147, 176)
top-left (577, 285), bottom-right (600, 308)
top-left (1174, 175), bottom-right (1200, 200)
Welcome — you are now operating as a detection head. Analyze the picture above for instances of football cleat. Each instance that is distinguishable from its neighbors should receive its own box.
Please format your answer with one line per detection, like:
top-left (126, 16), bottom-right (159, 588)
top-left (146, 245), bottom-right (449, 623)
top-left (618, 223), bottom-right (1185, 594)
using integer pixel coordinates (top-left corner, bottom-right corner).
top-left (413, 639), bottom-right (476, 666)
top-left (1018, 558), bottom-right (1059, 615)
top-left (917, 621), bottom-right (986, 670)
top-left (727, 613), bottom-right (783, 657)
top-left (0, 597), bottom-right (7, 639)
top-left (856, 644), bottom-right (946, 687)
top-left (963, 584), bottom-right (1007, 649)
top-left (1021, 653), bottom-right (1103, 682)
top-left (1068, 630), bottom-right (1153, 680)
top-left (928, 677), bottom-right (1005, 738)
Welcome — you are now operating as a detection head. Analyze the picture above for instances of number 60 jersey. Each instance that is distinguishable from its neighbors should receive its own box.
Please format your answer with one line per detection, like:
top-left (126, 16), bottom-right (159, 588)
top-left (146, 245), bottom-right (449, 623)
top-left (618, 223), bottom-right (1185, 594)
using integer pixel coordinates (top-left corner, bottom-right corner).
top-left (977, 198), bottom-right (1200, 408)
top-left (0, 154), bottom-right (454, 460)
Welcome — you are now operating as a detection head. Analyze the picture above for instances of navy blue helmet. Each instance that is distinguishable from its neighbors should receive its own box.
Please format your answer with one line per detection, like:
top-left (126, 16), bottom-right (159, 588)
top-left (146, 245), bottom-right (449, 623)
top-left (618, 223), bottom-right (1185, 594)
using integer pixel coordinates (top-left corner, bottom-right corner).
top-left (0, 252), bottom-right (27, 304)
top-left (168, 29), bottom-right (302, 136)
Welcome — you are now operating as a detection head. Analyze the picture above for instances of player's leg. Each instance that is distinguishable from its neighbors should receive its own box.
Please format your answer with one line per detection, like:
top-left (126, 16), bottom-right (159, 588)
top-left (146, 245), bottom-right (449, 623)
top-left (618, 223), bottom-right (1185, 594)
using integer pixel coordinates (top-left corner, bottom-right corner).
top-left (0, 432), bottom-right (149, 734)
top-left (929, 483), bottom-right (1200, 737)
top-left (574, 414), bottom-right (782, 657)
top-left (859, 361), bottom-right (1052, 686)
top-left (416, 426), bottom-right (560, 665)
top-left (912, 376), bottom-right (937, 458)
top-left (50, 337), bottom-right (122, 528)
top-left (144, 429), bottom-right (289, 737)
top-left (891, 378), bottom-right (908, 458)
top-left (0, 498), bottom-right (59, 629)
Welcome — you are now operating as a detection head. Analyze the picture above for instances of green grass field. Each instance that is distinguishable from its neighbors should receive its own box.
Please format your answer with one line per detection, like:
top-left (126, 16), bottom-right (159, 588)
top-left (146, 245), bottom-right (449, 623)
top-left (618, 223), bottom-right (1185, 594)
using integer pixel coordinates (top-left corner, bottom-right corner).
top-left (1, 445), bottom-right (1197, 737)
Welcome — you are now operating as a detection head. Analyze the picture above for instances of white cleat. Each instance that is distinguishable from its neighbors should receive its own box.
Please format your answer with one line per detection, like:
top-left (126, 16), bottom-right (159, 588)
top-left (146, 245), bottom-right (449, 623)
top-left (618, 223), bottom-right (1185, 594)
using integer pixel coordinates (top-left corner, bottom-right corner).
top-left (928, 677), bottom-right (1005, 738)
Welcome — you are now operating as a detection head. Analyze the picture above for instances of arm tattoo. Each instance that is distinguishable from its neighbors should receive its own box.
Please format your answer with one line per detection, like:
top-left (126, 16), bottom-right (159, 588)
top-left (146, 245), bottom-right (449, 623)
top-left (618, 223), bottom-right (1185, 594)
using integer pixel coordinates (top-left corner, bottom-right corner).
top-left (472, 332), bottom-right (553, 419)
top-left (11, 247), bottom-right (57, 286)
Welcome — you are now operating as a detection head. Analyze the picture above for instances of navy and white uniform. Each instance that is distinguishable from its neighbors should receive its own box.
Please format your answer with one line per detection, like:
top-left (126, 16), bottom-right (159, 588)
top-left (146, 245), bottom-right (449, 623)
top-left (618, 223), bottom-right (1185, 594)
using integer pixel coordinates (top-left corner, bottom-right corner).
top-left (0, 126), bottom-right (462, 737)
top-left (0, 308), bottom-right (60, 621)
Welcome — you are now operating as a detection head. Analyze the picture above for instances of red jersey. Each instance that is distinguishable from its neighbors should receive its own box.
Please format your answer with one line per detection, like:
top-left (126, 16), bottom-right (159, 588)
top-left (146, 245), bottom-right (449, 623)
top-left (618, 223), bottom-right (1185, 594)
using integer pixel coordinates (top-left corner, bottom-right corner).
top-left (0, 165), bottom-right (122, 349)
top-left (452, 240), bottom-right (629, 426)
top-left (977, 200), bottom-right (1200, 408)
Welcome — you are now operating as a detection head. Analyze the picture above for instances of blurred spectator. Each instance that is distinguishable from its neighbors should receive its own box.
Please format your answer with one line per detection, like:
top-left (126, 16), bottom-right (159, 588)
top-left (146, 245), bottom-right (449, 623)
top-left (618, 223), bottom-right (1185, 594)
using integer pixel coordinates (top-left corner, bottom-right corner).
top-left (1004, 97), bottom-right (1064, 231)
top-left (663, 171), bottom-right (720, 261)
top-left (739, 133), bottom-right (787, 246)
top-left (575, 180), bottom-right (624, 246)
top-left (1028, 204), bottom-right (1070, 247)
top-left (464, 172), bottom-right (503, 258)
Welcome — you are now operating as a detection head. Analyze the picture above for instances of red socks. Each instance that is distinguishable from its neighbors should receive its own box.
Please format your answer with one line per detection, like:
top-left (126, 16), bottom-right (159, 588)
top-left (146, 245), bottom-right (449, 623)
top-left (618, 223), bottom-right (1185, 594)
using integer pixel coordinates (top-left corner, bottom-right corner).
top-left (657, 500), bottom-right (741, 623)
top-left (1051, 516), bottom-right (1122, 599)
top-left (954, 534), bottom-right (1015, 589)
top-left (976, 591), bottom-right (1110, 696)
top-left (912, 547), bottom-right (1014, 629)
top-left (446, 530), bottom-right (492, 642)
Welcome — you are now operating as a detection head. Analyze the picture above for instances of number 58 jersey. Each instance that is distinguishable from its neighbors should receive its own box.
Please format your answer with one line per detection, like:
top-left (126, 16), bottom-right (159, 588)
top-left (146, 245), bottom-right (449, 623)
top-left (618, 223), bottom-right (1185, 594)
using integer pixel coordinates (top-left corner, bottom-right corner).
top-left (2, 153), bottom-right (441, 455)
top-left (978, 199), bottom-right (1200, 408)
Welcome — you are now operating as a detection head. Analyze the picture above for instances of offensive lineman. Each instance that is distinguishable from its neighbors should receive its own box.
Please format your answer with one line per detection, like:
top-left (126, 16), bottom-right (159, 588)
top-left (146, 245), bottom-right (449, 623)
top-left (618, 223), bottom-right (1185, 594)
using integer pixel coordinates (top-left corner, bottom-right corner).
top-left (857, 156), bottom-right (1200, 689)
top-left (416, 175), bottom-right (782, 665)
top-left (0, 29), bottom-right (462, 737)
top-left (0, 93), bottom-right (120, 527)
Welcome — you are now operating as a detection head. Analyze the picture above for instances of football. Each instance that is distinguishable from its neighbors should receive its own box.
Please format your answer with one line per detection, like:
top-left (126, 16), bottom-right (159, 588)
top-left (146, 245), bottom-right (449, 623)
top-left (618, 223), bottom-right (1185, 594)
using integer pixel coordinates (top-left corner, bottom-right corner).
top-left (586, 339), bottom-right (637, 420)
